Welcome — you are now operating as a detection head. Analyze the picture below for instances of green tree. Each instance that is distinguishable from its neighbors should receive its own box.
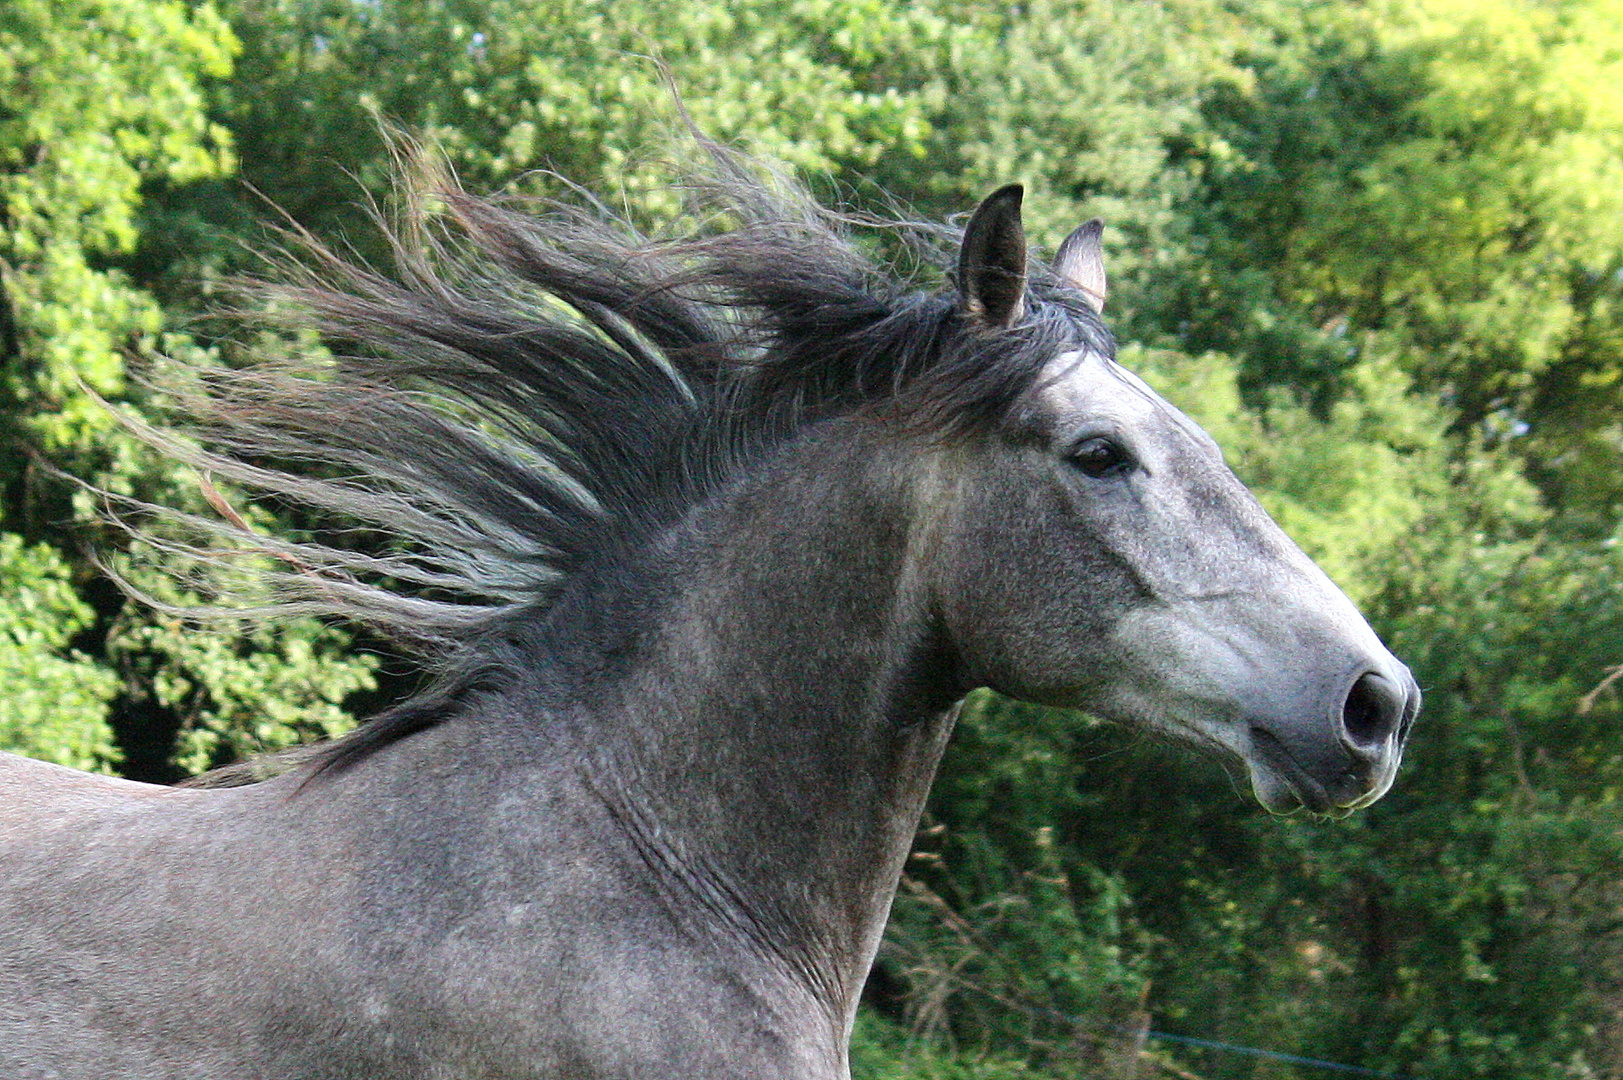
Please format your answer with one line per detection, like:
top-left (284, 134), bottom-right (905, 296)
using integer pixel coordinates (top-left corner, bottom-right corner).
top-left (0, 535), bottom-right (118, 768)
top-left (0, 0), bottom-right (234, 468)
top-left (1177, 0), bottom-right (1623, 520)
top-left (0, 0), bottom-right (237, 769)
top-left (1, 0), bottom-right (376, 779)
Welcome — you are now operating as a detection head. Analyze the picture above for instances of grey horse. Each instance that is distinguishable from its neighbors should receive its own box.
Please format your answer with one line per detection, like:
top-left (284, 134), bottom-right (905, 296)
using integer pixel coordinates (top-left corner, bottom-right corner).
top-left (0, 167), bottom-right (1418, 1079)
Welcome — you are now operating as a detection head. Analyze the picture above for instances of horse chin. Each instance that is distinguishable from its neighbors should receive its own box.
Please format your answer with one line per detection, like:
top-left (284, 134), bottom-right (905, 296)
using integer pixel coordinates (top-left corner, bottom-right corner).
top-left (1246, 762), bottom-right (1335, 818)
top-left (1242, 744), bottom-right (1399, 820)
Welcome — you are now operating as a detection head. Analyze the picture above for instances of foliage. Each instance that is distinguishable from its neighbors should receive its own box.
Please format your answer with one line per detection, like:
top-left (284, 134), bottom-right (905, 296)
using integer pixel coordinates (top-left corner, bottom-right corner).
top-left (1178, 0), bottom-right (1623, 521)
top-left (880, 694), bottom-right (1148, 1076)
top-left (6, 0), bottom-right (1623, 1077)
top-left (851, 1008), bottom-right (1050, 1080)
top-left (0, 0), bottom-right (234, 465)
top-left (0, 534), bottom-right (118, 770)
top-left (0, 0), bottom-right (376, 781)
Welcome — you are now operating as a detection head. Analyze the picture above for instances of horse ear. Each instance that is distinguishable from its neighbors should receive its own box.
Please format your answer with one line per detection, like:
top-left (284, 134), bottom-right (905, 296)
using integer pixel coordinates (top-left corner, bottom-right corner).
top-left (957, 184), bottom-right (1027, 329)
top-left (1054, 218), bottom-right (1107, 314)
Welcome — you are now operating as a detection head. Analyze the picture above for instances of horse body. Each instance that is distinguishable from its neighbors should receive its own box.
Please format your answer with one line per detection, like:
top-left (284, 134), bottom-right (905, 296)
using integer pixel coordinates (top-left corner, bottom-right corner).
top-left (1, 729), bottom-right (855, 1079)
top-left (1, 170), bottom-right (1417, 1078)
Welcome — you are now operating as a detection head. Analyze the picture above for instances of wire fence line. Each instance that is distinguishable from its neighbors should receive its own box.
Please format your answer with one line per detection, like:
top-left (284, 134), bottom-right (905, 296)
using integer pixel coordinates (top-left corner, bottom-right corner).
top-left (883, 953), bottom-right (1420, 1080)
top-left (1143, 1030), bottom-right (1417, 1080)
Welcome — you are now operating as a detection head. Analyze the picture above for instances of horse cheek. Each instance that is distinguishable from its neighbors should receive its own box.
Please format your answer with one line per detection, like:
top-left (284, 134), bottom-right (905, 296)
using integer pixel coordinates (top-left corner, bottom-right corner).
top-left (936, 477), bottom-right (1133, 708)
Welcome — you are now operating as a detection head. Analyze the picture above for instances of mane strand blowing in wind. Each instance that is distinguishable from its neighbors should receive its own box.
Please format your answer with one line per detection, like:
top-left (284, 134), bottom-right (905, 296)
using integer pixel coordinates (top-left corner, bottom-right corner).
top-left (141, 149), bottom-right (1110, 777)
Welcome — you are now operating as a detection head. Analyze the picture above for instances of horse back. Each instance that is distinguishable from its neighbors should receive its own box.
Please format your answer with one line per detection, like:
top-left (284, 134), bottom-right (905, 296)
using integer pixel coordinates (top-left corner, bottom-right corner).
top-left (0, 752), bottom-right (190, 838)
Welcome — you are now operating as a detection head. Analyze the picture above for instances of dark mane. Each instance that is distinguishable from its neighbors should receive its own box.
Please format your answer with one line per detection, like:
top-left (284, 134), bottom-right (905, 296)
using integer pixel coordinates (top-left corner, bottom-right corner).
top-left (147, 152), bottom-right (1113, 775)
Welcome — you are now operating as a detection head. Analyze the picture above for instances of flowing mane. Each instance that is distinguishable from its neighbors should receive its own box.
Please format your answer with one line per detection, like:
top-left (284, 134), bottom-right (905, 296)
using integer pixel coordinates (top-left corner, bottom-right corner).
top-left (136, 152), bottom-right (1112, 772)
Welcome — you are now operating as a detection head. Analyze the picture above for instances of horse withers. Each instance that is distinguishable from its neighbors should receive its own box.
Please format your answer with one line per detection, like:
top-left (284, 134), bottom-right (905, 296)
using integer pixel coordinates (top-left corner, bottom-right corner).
top-left (0, 166), bottom-right (1417, 1079)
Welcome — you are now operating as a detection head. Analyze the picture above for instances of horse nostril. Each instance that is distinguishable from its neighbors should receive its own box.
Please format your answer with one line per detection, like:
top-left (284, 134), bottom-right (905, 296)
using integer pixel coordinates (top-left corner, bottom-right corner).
top-left (1342, 672), bottom-right (1400, 749)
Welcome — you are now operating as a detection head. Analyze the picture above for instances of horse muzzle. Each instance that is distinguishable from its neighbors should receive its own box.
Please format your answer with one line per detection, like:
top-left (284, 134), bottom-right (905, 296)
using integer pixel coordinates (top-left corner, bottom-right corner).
top-left (1244, 665), bottom-right (1421, 817)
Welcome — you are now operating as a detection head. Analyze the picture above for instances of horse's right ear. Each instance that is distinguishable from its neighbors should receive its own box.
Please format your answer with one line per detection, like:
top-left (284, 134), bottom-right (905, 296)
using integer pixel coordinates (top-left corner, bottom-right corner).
top-left (957, 185), bottom-right (1027, 329)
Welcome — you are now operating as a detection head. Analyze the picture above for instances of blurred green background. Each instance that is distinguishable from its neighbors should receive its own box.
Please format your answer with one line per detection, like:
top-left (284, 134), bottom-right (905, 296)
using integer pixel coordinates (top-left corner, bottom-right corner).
top-left (5, 0), bottom-right (1623, 1075)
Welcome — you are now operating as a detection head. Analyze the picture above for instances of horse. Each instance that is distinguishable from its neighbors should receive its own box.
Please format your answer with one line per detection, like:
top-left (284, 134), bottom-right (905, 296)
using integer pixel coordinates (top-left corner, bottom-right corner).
top-left (0, 160), bottom-right (1418, 1079)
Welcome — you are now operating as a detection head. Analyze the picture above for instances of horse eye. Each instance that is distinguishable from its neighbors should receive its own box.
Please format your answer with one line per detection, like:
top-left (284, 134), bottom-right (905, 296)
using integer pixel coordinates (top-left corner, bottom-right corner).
top-left (1068, 437), bottom-right (1131, 478)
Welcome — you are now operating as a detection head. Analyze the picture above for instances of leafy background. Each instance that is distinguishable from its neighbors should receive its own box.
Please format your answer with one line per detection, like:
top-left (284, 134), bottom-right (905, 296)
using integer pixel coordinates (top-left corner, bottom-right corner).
top-left (5, 0), bottom-right (1623, 1076)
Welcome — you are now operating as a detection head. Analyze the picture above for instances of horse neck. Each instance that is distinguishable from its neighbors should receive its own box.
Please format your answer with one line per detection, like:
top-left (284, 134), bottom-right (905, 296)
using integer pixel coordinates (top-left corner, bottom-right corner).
top-left (561, 420), bottom-right (965, 1015)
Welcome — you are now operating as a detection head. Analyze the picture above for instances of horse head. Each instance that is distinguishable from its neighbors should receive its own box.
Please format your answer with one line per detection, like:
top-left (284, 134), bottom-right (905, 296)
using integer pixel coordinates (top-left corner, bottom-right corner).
top-left (929, 186), bottom-right (1417, 815)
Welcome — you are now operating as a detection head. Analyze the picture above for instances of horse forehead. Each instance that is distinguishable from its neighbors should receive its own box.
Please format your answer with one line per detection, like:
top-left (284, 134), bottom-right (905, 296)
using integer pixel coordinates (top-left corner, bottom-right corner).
top-left (1036, 351), bottom-right (1219, 452)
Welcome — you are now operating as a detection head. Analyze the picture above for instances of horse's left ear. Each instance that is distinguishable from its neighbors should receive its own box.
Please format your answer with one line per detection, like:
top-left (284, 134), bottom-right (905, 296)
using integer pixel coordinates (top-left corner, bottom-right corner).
top-left (1054, 219), bottom-right (1107, 314)
top-left (957, 184), bottom-right (1027, 329)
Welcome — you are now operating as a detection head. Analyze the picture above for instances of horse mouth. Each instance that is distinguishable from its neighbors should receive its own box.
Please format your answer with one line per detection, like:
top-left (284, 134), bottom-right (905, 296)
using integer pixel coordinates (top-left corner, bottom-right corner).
top-left (1244, 728), bottom-right (1365, 819)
